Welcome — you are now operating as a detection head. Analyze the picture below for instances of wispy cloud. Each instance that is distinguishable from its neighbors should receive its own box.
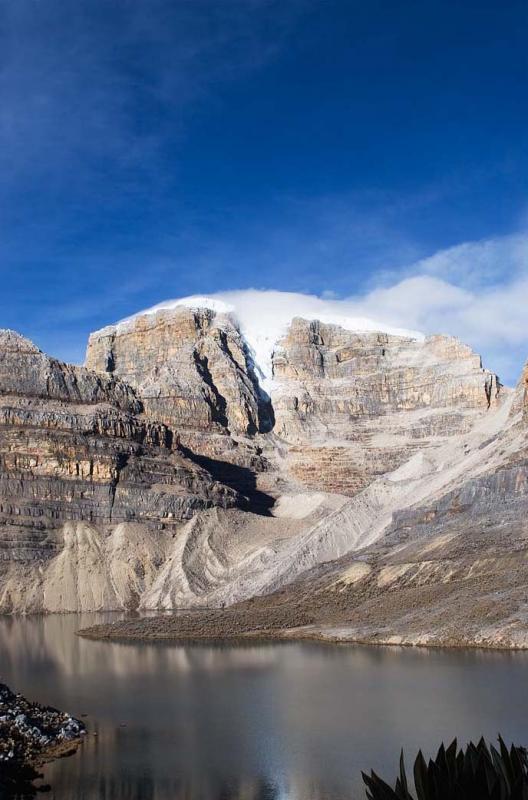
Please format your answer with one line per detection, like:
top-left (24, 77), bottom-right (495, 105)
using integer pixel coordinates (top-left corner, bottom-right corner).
top-left (1, 1), bottom-right (526, 386)
top-left (0, 1), bottom-right (301, 173)
top-left (0, 0), bottom-right (310, 356)
top-left (354, 233), bottom-right (528, 384)
top-left (0, 0), bottom-right (306, 251)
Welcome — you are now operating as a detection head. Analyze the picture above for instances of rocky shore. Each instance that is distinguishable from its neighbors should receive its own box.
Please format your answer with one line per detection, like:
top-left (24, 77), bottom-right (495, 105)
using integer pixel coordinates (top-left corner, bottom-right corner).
top-left (0, 682), bottom-right (85, 797)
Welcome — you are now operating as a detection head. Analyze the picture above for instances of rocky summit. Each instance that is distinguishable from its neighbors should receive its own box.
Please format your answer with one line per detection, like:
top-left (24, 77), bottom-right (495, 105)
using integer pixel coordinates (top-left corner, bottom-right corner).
top-left (2, 294), bottom-right (528, 647)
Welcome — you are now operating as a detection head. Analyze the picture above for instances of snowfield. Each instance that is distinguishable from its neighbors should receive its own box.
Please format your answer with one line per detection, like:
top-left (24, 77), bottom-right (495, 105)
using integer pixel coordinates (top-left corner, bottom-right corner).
top-left (105, 289), bottom-right (424, 391)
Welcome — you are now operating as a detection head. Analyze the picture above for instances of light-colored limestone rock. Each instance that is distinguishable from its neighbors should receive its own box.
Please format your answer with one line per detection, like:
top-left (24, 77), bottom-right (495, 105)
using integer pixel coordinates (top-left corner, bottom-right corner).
top-left (271, 319), bottom-right (503, 494)
top-left (86, 307), bottom-right (272, 438)
top-left (0, 330), bottom-right (238, 578)
top-left (0, 300), bottom-right (524, 645)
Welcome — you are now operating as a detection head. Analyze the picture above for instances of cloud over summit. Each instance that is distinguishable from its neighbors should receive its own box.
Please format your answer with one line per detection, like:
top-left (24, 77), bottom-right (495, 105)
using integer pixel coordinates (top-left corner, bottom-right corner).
top-left (125, 232), bottom-right (528, 387)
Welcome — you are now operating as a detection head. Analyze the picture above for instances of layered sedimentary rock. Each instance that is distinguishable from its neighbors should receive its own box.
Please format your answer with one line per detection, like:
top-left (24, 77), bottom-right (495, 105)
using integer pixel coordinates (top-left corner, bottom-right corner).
top-left (82, 362), bottom-right (528, 647)
top-left (83, 394), bottom-right (528, 648)
top-left (272, 319), bottom-right (502, 494)
top-left (87, 308), bottom-right (502, 499)
top-left (0, 329), bottom-right (238, 611)
top-left (76, 302), bottom-right (511, 619)
top-left (86, 307), bottom-right (273, 439)
top-left (86, 306), bottom-right (276, 507)
top-left (0, 297), bottom-right (524, 639)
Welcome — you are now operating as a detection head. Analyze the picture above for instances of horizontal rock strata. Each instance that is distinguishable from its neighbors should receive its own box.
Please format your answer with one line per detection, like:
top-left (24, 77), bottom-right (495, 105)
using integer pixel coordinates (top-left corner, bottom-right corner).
top-left (0, 301), bottom-right (524, 637)
top-left (81, 385), bottom-right (528, 648)
top-left (272, 320), bottom-right (503, 494)
top-left (0, 329), bottom-right (240, 611)
top-left (86, 307), bottom-right (273, 439)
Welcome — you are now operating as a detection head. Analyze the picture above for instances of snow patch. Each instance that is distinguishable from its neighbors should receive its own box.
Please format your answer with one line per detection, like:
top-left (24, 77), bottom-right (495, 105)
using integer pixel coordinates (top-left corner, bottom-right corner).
top-left (96, 290), bottom-right (423, 392)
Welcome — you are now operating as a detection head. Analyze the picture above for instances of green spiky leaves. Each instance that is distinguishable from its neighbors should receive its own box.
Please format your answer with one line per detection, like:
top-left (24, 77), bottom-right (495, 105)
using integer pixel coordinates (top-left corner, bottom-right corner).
top-left (362, 737), bottom-right (528, 800)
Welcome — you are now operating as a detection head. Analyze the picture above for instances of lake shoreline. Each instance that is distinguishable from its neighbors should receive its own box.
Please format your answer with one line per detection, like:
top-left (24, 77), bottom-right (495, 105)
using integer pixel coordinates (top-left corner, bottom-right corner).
top-left (77, 615), bottom-right (528, 652)
top-left (4, 611), bottom-right (528, 799)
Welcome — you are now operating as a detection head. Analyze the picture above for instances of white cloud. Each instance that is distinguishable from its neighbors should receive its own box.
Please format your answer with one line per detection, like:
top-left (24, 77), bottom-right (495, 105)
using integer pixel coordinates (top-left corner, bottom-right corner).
top-left (360, 234), bottom-right (528, 385)
top-left (354, 273), bottom-right (528, 385)
top-left (104, 232), bottom-right (528, 387)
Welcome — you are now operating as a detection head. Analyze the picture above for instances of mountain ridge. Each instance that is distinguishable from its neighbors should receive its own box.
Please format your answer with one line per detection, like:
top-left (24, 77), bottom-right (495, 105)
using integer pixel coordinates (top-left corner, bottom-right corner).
top-left (1, 297), bottom-right (526, 648)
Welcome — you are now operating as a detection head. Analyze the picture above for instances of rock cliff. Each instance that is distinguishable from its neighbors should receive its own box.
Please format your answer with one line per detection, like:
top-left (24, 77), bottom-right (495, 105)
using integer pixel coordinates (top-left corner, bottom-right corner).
top-left (86, 306), bottom-right (275, 509)
top-left (0, 294), bottom-right (525, 646)
top-left (81, 389), bottom-right (528, 649)
top-left (0, 329), bottom-right (238, 611)
top-left (86, 306), bottom-right (273, 438)
top-left (87, 307), bottom-right (501, 499)
top-left (272, 319), bottom-right (501, 494)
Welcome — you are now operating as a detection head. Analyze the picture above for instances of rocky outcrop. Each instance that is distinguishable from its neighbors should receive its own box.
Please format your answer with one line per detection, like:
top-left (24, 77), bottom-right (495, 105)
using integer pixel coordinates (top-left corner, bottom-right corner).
top-left (273, 322), bottom-right (500, 414)
top-left (0, 681), bottom-right (85, 797)
top-left (87, 309), bottom-right (504, 499)
top-left (86, 307), bottom-right (273, 439)
top-left (86, 307), bottom-right (276, 508)
top-left (272, 320), bottom-right (503, 494)
top-left (0, 329), bottom-right (240, 610)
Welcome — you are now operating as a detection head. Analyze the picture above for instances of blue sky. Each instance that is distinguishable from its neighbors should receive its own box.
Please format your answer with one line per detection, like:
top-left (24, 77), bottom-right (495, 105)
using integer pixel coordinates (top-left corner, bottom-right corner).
top-left (1, 0), bottom-right (528, 382)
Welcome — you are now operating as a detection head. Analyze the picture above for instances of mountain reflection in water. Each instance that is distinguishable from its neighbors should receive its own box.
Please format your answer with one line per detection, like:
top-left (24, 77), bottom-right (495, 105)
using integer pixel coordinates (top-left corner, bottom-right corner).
top-left (1, 613), bottom-right (528, 800)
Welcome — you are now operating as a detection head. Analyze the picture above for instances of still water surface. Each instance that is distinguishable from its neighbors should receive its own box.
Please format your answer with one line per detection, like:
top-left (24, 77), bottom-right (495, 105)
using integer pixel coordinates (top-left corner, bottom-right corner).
top-left (1, 613), bottom-right (528, 800)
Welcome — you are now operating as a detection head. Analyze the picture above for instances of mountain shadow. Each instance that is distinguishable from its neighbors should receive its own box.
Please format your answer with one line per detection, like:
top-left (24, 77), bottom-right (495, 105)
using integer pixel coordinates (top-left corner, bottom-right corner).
top-left (179, 446), bottom-right (275, 516)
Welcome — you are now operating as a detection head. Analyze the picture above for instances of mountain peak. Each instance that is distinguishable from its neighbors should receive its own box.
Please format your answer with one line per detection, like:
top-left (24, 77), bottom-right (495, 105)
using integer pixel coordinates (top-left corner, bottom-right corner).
top-left (95, 290), bottom-right (424, 390)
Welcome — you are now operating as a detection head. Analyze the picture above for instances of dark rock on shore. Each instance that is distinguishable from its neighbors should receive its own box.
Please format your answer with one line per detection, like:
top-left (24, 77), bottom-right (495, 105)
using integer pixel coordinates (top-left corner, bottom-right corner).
top-left (0, 682), bottom-right (85, 797)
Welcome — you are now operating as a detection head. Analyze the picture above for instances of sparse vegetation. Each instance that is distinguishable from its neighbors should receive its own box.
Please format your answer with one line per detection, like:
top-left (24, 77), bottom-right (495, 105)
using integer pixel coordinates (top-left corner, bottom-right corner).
top-left (363, 737), bottom-right (528, 800)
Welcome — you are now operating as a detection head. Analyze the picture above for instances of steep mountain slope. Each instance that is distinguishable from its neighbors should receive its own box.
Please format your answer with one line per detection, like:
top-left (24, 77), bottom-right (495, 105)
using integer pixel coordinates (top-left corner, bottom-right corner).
top-left (86, 305), bottom-right (276, 509)
top-left (82, 369), bottom-right (528, 647)
top-left (0, 329), bottom-right (238, 612)
top-left (272, 318), bottom-right (501, 494)
top-left (86, 305), bottom-right (273, 439)
top-left (80, 298), bottom-right (509, 613)
top-left (132, 374), bottom-right (516, 612)
top-left (87, 301), bottom-right (502, 499)
top-left (0, 293), bottom-right (523, 637)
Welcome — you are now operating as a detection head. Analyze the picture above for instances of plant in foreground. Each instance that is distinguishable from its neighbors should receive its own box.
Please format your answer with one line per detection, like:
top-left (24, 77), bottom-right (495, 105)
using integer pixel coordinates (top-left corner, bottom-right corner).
top-left (363, 737), bottom-right (528, 800)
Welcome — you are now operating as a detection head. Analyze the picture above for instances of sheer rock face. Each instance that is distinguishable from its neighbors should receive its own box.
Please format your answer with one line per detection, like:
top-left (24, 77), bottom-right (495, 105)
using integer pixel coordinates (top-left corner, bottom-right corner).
top-left (86, 307), bottom-right (275, 507)
top-left (86, 310), bottom-right (503, 499)
top-left (0, 329), bottom-right (142, 411)
top-left (86, 308), bottom-right (272, 440)
top-left (0, 330), bottom-right (238, 574)
top-left (271, 319), bottom-right (503, 494)
top-left (273, 320), bottom-right (500, 419)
